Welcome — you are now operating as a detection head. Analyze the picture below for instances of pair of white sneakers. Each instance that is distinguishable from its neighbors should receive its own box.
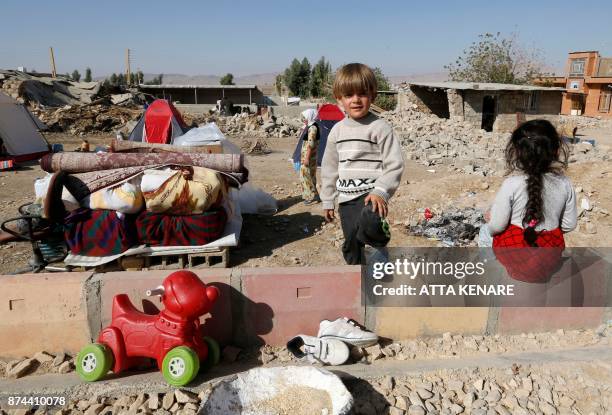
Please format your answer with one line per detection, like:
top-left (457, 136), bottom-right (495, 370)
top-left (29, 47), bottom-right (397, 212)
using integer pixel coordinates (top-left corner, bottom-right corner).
top-left (286, 317), bottom-right (378, 366)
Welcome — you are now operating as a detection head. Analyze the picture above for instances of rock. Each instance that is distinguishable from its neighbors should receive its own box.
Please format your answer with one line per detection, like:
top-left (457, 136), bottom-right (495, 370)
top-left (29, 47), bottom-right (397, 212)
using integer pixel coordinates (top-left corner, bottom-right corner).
top-left (442, 332), bottom-right (453, 342)
top-left (77, 401), bottom-right (91, 411)
top-left (480, 182), bottom-right (489, 190)
top-left (408, 405), bottom-right (426, 415)
top-left (473, 378), bottom-right (484, 391)
top-left (161, 393), bottom-right (175, 410)
top-left (395, 396), bottom-right (409, 410)
top-left (53, 352), bottom-right (67, 366)
top-left (584, 222), bottom-right (597, 234)
top-left (147, 394), bottom-right (160, 410)
top-left (8, 358), bottom-right (35, 378)
top-left (114, 396), bottom-right (131, 408)
top-left (128, 394), bottom-right (146, 412)
top-left (389, 407), bottom-right (405, 415)
top-left (446, 380), bottom-right (464, 392)
top-left (260, 350), bottom-right (276, 364)
top-left (84, 404), bottom-right (104, 415)
top-left (540, 401), bottom-right (557, 415)
top-left (472, 399), bottom-right (486, 409)
top-left (365, 344), bottom-right (384, 361)
top-left (559, 395), bottom-right (575, 407)
top-left (416, 388), bottom-right (433, 400)
top-left (463, 392), bottom-right (476, 407)
top-left (380, 376), bottom-right (395, 391)
top-left (484, 390), bottom-right (501, 403)
top-left (449, 403), bottom-right (464, 414)
top-left (168, 402), bottom-right (180, 413)
top-left (408, 391), bottom-right (424, 407)
top-left (222, 345), bottom-right (242, 363)
top-left (58, 360), bottom-right (73, 374)
top-left (515, 389), bottom-right (530, 399)
top-left (175, 389), bottom-right (198, 404)
top-left (33, 351), bottom-right (55, 363)
top-left (581, 197), bottom-right (592, 211)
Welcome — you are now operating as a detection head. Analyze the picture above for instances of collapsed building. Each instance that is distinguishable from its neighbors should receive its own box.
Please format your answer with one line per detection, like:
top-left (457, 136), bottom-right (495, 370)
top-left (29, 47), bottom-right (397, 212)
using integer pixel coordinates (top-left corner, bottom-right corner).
top-left (397, 81), bottom-right (565, 133)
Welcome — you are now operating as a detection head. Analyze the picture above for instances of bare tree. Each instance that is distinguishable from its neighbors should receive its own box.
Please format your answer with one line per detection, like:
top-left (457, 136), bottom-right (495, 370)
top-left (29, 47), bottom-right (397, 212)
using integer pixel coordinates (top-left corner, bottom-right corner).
top-left (445, 32), bottom-right (548, 85)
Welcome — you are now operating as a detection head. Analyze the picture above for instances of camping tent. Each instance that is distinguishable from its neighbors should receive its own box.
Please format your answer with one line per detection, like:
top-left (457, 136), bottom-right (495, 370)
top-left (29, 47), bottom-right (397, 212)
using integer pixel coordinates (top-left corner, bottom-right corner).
top-left (292, 103), bottom-right (345, 169)
top-left (128, 99), bottom-right (190, 144)
top-left (0, 92), bottom-right (49, 162)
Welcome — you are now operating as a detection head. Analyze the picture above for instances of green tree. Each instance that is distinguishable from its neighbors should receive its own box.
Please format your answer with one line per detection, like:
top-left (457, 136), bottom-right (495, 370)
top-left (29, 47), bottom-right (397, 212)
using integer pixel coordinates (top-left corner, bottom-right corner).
top-left (444, 32), bottom-right (546, 84)
top-left (282, 57), bottom-right (312, 98)
top-left (220, 73), bottom-right (234, 85)
top-left (136, 70), bottom-right (144, 84)
top-left (71, 70), bottom-right (81, 82)
top-left (109, 73), bottom-right (118, 86)
top-left (310, 57), bottom-right (332, 97)
top-left (84, 68), bottom-right (92, 82)
top-left (372, 67), bottom-right (396, 111)
top-left (117, 73), bottom-right (125, 85)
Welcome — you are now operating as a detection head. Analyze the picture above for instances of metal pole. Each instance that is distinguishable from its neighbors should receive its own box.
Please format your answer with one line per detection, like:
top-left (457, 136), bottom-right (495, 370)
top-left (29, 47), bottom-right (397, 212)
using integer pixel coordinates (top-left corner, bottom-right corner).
top-left (194, 87), bottom-right (197, 104)
top-left (126, 49), bottom-right (131, 86)
top-left (49, 47), bottom-right (57, 78)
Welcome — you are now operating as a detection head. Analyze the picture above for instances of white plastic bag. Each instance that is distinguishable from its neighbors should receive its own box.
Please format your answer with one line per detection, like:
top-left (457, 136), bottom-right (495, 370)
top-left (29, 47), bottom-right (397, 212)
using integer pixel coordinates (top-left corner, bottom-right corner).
top-left (173, 122), bottom-right (226, 146)
top-left (238, 182), bottom-right (277, 215)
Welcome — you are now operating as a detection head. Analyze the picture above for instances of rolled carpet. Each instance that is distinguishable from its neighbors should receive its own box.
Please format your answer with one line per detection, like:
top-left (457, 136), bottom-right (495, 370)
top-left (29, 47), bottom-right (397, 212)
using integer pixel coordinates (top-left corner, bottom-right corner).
top-left (40, 152), bottom-right (244, 174)
top-left (110, 139), bottom-right (221, 154)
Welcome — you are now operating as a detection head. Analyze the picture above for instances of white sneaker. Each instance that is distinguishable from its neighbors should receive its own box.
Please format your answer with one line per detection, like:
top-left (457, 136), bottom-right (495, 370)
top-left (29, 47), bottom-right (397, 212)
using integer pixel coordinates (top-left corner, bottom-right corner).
top-left (317, 317), bottom-right (378, 347)
top-left (286, 335), bottom-right (350, 366)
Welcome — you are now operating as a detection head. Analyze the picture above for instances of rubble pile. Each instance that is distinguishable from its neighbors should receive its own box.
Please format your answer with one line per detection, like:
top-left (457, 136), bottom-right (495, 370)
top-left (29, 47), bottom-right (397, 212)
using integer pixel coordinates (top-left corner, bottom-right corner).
top-left (382, 108), bottom-right (610, 176)
top-left (559, 114), bottom-right (612, 131)
top-left (0, 70), bottom-right (101, 107)
top-left (31, 104), bottom-right (141, 135)
top-left (407, 207), bottom-right (485, 246)
top-left (183, 112), bottom-right (304, 139)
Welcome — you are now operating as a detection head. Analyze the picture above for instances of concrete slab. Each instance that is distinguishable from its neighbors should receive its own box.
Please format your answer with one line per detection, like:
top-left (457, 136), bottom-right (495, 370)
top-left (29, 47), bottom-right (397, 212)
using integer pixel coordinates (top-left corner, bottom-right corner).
top-left (0, 272), bottom-right (93, 358)
top-left (96, 269), bottom-right (233, 345)
top-left (373, 307), bottom-right (489, 339)
top-left (241, 266), bottom-right (362, 346)
top-left (497, 307), bottom-right (605, 334)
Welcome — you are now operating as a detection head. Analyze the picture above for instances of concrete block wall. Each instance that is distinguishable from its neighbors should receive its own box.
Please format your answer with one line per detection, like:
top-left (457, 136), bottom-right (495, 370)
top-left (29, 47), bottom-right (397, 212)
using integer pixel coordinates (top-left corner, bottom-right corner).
top-left (0, 267), bottom-right (609, 358)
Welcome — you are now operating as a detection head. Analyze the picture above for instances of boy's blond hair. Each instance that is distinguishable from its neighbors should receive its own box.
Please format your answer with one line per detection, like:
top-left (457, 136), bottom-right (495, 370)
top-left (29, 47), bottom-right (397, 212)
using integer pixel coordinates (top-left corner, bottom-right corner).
top-left (333, 63), bottom-right (378, 100)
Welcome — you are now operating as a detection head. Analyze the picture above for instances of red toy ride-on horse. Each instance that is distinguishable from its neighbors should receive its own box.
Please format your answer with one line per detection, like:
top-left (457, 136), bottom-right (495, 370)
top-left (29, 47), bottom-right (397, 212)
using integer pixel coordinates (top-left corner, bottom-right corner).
top-left (76, 270), bottom-right (220, 386)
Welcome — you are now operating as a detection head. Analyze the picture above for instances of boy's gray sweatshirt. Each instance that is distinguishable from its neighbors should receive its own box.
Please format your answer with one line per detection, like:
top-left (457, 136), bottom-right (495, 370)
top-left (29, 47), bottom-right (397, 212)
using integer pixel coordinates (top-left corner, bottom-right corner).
top-left (321, 113), bottom-right (404, 210)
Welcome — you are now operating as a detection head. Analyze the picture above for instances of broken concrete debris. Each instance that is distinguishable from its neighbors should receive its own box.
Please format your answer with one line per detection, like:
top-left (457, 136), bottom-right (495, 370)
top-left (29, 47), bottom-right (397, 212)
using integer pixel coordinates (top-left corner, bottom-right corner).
top-left (407, 207), bottom-right (485, 246)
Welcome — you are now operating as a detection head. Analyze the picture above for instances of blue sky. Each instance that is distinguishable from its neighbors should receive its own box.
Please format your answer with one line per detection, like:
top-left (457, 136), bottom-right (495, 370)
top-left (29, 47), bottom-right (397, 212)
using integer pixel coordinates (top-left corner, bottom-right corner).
top-left (1, 0), bottom-right (611, 78)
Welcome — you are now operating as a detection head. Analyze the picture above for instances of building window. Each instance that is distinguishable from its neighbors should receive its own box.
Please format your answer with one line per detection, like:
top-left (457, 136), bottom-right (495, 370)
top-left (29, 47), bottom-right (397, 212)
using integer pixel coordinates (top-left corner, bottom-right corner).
top-left (528, 91), bottom-right (539, 112)
top-left (569, 58), bottom-right (586, 76)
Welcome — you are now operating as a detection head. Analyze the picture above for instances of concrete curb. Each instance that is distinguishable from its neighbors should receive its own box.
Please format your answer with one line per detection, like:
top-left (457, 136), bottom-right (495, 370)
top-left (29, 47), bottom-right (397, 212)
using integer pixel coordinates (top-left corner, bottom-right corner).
top-left (0, 266), bottom-right (608, 358)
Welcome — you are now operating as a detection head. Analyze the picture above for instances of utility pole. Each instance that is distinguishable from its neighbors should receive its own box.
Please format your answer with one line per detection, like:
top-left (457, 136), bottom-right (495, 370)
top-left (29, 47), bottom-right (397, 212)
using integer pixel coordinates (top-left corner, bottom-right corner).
top-left (49, 47), bottom-right (57, 78)
top-left (126, 48), bottom-right (131, 86)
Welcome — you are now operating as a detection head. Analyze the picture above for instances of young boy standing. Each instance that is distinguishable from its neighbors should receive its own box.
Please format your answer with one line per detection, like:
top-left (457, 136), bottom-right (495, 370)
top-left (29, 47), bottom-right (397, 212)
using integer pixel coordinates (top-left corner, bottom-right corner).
top-left (321, 63), bottom-right (404, 264)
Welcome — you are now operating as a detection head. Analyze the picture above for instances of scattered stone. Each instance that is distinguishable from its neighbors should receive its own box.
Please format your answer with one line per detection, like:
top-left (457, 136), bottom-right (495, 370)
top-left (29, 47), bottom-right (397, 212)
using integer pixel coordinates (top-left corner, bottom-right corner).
top-left (161, 393), bottom-right (175, 410)
top-left (147, 394), bottom-right (160, 410)
top-left (53, 352), bottom-right (67, 367)
top-left (389, 407), bottom-right (405, 415)
top-left (33, 351), bottom-right (54, 363)
top-left (175, 389), bottom-right (198, 404)
top-left (365, 344), bottom-right (384, 361)
top-left (7, 358), bottom-right (35, 378)
top-left (395, 396), bottom-right (409, 411)
top-left (480, 182), bottom-right (489, 190)
top-left (58, 360), bottom-right (73, 374)
top-left (408, 405), bottom-right (426, 415)
top-left (84, 404), bottom-right (104, 415)
top-left (128, 394), bottom-right (146, 412)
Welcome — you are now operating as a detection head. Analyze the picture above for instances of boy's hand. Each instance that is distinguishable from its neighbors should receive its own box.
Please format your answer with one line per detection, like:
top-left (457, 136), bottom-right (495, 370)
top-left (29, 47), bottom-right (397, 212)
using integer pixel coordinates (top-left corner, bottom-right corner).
top-left (324, 209), bottom-right (335, 222)
top-left (365, 194), bottom-right (388, 218)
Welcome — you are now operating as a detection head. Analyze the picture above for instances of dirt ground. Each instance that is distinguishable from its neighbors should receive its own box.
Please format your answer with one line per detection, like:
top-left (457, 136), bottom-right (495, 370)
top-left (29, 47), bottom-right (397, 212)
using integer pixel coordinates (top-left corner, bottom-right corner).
top-left (0, 130), bottom-right (611, 274)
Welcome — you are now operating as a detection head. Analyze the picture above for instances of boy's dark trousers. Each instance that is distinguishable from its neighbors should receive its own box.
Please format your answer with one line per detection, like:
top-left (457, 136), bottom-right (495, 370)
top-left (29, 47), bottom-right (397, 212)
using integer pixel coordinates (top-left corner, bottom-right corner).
top-left (338, 194), bottom-right (390, 265)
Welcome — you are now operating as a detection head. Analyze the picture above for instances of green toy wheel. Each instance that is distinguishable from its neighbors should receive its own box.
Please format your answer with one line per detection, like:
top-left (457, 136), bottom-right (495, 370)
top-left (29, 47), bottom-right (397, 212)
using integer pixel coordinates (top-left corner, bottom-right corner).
top-left (200, 336), bottom-right (221, 372)
top-left (162, 346), bottom-right (200, 386)
top-left (76, 343), bottom-right (113, 382)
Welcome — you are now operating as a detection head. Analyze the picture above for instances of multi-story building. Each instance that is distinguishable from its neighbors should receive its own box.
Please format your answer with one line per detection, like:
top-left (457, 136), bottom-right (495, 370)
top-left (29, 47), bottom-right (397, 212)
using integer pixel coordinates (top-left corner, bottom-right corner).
top-left (543, 51), bottom-right (612, 118)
